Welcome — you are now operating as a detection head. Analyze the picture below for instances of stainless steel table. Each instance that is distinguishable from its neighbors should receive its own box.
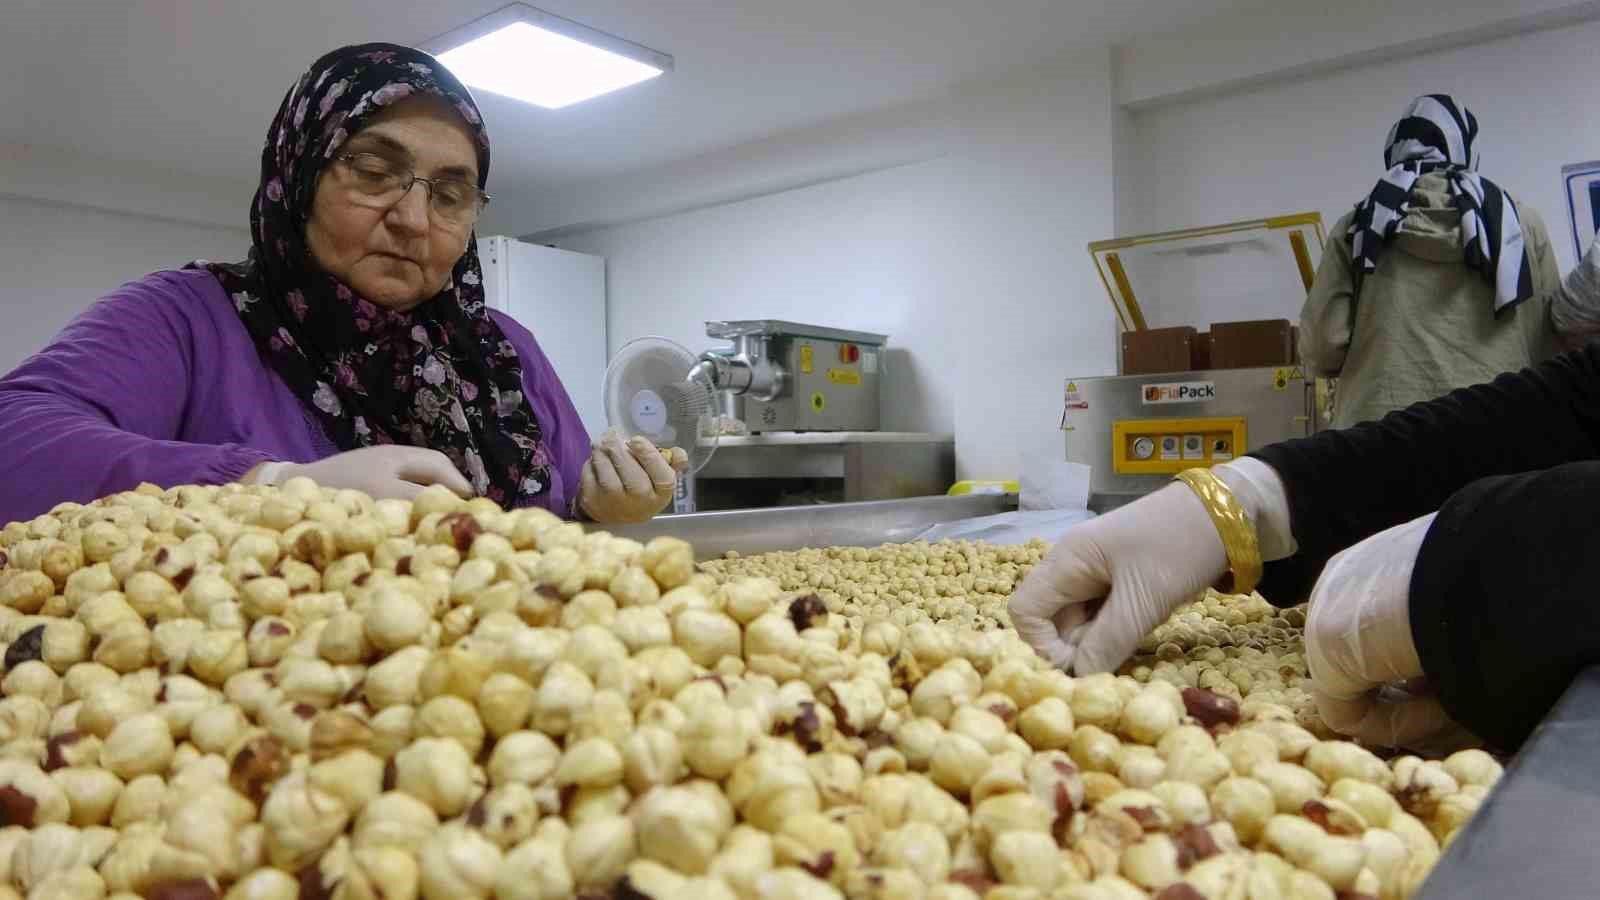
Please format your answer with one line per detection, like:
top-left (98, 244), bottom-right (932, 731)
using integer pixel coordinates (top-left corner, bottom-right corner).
top-left (611, 492), bottom-right (1015, 560)
top-left (691, 431), bottom-right (955, 507)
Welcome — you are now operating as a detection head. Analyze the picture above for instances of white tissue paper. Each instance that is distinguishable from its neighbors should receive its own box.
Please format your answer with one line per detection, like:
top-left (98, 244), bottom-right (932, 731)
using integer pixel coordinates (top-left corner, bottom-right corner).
top-left (915, 455), bottom-right (1094, 545)
top-left (1019, 455), bottom-right (1091, 512)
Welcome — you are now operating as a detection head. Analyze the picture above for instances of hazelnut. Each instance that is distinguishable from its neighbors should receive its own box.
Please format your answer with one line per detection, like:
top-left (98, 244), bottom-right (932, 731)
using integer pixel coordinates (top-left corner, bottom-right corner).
top-left (393, 738), bottom-right (482, 818)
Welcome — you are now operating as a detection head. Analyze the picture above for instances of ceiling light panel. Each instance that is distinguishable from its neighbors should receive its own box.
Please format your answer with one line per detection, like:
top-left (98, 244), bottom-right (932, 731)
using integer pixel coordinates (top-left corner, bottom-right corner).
top-left (426, 3), bottom-right (673, 110)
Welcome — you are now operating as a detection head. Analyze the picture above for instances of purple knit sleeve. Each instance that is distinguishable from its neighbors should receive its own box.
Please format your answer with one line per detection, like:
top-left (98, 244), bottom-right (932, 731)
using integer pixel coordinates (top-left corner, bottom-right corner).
top-left (488, 311), bottom-right (593, 518)
top-left (0, 274), bottom-right (273, 523)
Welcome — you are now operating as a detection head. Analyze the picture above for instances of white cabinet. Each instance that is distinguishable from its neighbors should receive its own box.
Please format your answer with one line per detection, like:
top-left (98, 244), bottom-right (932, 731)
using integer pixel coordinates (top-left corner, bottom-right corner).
top-left (478, 236), bottom-right (606, 441)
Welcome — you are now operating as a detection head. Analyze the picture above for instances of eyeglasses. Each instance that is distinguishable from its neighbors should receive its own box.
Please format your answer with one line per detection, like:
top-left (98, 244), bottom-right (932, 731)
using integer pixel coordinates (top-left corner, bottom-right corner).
top-left (334, 152), bottom-right (491, 227)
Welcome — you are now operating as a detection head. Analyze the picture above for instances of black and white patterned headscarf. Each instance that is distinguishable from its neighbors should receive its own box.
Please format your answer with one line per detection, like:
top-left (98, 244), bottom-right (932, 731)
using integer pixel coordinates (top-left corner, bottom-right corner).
top-left (1347, 94), bottom-right (1532, 314)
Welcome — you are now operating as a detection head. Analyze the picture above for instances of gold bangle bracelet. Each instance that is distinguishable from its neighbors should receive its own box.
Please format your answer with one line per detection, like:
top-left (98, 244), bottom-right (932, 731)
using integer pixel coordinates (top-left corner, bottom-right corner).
top-left (1175, 468), bottom-right (1263, 596)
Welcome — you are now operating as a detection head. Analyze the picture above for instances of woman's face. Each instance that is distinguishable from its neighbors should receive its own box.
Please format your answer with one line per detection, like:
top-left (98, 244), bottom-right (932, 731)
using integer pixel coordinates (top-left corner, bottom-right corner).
top-left (305, 95), bottom-right (480, 312)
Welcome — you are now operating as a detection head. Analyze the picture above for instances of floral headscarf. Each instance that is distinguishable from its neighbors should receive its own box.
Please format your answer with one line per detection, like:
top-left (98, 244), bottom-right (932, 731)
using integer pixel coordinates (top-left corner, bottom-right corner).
top-left (196, 43), bottom-right (553, 505)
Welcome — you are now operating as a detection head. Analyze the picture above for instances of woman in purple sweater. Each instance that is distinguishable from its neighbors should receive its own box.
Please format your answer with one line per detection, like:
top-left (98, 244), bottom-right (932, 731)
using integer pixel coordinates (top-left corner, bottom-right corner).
top-left (0, 44), bottom-right (680, 525)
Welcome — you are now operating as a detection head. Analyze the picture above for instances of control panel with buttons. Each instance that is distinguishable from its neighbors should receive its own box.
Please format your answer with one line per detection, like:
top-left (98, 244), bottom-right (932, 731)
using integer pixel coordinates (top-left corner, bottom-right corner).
top-left (1111, 416), bottom-right (1247, 475)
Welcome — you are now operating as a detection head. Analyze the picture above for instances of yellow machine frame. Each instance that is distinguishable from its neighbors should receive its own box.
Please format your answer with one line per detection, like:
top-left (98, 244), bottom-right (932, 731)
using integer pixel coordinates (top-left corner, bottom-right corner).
top-left (1088, 213), bottom-right (1326, 334)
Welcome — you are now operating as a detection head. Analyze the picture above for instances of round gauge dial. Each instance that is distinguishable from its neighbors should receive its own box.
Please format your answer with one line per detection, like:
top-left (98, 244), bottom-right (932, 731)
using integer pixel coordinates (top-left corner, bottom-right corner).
top-left (1131, 436), bottom-right (1156, 460)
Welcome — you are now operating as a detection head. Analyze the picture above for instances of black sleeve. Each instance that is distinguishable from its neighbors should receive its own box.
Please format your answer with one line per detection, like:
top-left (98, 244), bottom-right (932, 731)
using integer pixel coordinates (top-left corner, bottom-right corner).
top-left (1248, 342), bottom-right (1600, 603)
top-left (1410, 462), bottom-right (1600, 752)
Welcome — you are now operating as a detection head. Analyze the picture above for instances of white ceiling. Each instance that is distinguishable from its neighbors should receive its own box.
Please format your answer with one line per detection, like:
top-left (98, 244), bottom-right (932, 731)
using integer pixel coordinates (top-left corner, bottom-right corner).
top-left (4, 0), bottom-right (1270, 199)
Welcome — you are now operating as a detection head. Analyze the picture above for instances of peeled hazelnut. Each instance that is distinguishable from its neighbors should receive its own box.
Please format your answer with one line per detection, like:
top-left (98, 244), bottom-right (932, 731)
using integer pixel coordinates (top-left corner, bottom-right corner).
top-left (554, 737), bottom-right (624, 789)
top-left (1328, 778), bottom-right (1398, 831)
top-left (227, 736), bottom-right (287, 808)
top-left (672, 609), bottom-right (742, 669)
top-left (875, 820), bottom-right (950, 882)
top-left (307, 749), bottom-right (385, 817)
top-left (223, 867), bottom-right (297, 900)
top-left (487, 730), bottom-right (561, 788)
top-left (315, 611), bottom-right (370, 666)
top-left (641, 537), bottom-right (694, 590)
top-left (1245, 720), bottom-right (1317, 761)
top-left (40, 620), bottom-right (90, 673)
top-left (1216, 730), bottom-right (1278, 777)
top-left (466, 782), bottom-right (538, 849)
top-left (364, 588), bottom-right (430, 652)
top-left (1150, 780), bottom-right (1210, 828)
top-left (418, 823), bottom-right (502, 900)
top-left (531, 662), bottom-right (594, 738)
top-left (418, 645), bottom-right (495, 704)
top-left (61, 663), bottom-right (119, 705)
top-left (101, 714), bottom-right (174, 781)
top-left (51, 766), bottom-right (122, 827)
top-left (621, 726), bottom-right (683, 795)
top-left (415, 695), bottom-right (487, 759)
top-left (608, 566), bottom-right (661, 609)
top-left (682, 702), bottom-right (749, 781)
top-left (364, 646), bottom-right (431, 710)
top-left (260, 769), bottom-right (349, 871)
top-left (1016, 698), bottom-right (1074, 752)
top-left (110, 774), bottom-right (165, 829)
top-left (989, 829), bottom-right (1059, 889)
top-left (92, 620), bottom-right (152, 674)
top-left (727, 751), bottom-right (822, 833)
top-left (1305, 741), bottom-right (1391, 790)
top-left (352, 790), bottom-right (439, 856)
top-left (477, 672), bottom-right (536, 738)
top-left (1120, 688), bottom-right (1183, 745)
top-left (0, 697), bottom-right (49, 754)
top-left (393, 737), bottom-right (482, 818)
top-left (929, 733), bottom-right (989, 798)
top-left (1443, 749), bottom-right (1502, 789)
top-left (1263, 814), bottom-right (1367, 891)
top-left (565, 815), bottom-right (637, 891)
top-left (1391, 757), bottom-right (1460, 819)
top-left (636, 783), bottom-right (731, 875)
top-left (1069, 726), bottom-right (1123, 775)
top-left (366, 706), bottom-right (415, 761)
top-left (495, 835), bottom-right (573, 900)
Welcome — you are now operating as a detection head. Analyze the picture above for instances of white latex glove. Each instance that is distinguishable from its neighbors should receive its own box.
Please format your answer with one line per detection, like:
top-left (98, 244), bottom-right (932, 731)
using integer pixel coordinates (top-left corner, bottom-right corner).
top-left (1009, 482), bottom-right (1227, 673)
top-left (1009, 458), bottom-right (1295, 675)
top-left (578, 433), bottom-right (688, 524)
top-left (247, 446), bottom-right (474, 500)
top-left (1304, 511), bottom-right (1456, 748)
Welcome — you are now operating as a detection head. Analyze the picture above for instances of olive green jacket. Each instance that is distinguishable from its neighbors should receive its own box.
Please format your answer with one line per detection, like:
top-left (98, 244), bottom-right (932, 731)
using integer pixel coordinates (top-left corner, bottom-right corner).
top-left (1301, 173), bottom-right (1562, 430)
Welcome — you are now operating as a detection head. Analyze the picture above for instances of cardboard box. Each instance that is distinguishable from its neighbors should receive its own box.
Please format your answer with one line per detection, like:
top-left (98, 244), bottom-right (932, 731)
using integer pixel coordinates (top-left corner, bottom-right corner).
top-left (1121, 326), bottom-right (1200, 375)
top-left (1210, 319), bottom-right (1295, 369)
top-left (1193, 331), bottom-right (1212, 371)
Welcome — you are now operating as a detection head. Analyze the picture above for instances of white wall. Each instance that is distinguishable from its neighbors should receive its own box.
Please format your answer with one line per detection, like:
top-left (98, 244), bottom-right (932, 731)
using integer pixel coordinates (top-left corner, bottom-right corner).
top-left (1114, 0), bottom-right (1600, 109)
top-left (557, 158), bottom-right (964, 440)
top-left (0, 195), bottom-right (248, 371)
top-left (559, 50), bottom-right (1119, 481)
top-left (2, 143), bottom-right (252, 230)
top-left (492, 96), bottom-right (959, 242)
top-left (942, 51), bottom-right (1118, 476)
top-left (1125, 20), bottom-right (1600, 272)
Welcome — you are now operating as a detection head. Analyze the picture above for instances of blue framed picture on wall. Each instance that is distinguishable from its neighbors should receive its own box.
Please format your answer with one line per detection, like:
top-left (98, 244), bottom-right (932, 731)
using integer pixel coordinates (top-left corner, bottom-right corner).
top-left (1563, 160), bottom-right (1600, 261)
